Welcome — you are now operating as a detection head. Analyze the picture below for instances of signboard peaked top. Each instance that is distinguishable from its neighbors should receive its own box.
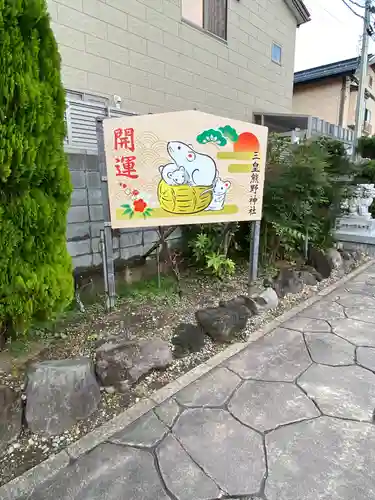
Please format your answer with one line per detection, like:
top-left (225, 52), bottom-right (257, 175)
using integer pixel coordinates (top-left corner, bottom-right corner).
top-left (102, 109), bottom-right (268, 229)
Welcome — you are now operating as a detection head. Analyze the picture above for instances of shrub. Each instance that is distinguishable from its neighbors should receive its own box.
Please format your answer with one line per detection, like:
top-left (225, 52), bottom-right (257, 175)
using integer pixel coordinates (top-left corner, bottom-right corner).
top-left (0, 0), bottom-right (73, 344)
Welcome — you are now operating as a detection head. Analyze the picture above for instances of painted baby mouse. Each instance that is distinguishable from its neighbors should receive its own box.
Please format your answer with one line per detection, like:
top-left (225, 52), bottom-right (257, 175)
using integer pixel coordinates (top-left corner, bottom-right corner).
top-left (206, 178), bottom-right (232, 211)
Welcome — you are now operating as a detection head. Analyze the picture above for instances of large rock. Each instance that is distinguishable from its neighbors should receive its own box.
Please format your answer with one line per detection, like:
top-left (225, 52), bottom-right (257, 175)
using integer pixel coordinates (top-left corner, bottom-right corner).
top-left (25, 358), bottom-right (101, 436)
top-left (309, 247), bottom-right (343, 279)
top-left (172, 323), bottom-right (205, 358)
top-left (247, 288), bottom-right (279, 315)
top-left (95, 337), bottom-right (172, 388)
top-left (195, 303), bottom-right (250, 342)
top-left (0, 386), bottom-right (22, 452)
top-left (272, 268), bottom-right (304, 298)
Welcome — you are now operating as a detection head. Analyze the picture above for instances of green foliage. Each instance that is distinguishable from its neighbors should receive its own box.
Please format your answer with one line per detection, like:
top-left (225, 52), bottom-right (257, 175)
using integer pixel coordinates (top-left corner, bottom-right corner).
top-left (117, 276), bottom-right (178, 306)
top-left (206, 252), bottom-right (235, 279)
top-left (186, 226), bottom-right (237, 279)
top-left (0, 0), bottom-right (73, 340)
top-left (261, 136), bottom-right (357, 264)
top-left (218, 125), bottom-right (239, 143)
top-left (357, 136), bottom-right (375, 159)
top-left (196, 129), bottom-right (227, 147)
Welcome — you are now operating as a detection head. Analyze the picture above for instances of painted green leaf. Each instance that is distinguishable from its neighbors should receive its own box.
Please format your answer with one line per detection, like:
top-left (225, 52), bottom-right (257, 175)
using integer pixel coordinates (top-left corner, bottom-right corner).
top-left (196, 129), bottom-right (227, 147)
top-left (219, 125), bottom-right (239, 143)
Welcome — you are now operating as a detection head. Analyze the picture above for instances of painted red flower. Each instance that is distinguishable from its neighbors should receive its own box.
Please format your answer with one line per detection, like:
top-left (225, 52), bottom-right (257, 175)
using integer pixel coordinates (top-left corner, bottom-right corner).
top-left (132, 189), bottom-right (140, 196)
top-left (133, 198), bottom-right (147, 213)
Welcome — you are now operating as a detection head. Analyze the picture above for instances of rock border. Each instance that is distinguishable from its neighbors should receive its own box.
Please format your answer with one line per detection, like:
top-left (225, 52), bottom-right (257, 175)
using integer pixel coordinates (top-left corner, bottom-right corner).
top-left (1, 258), bottom-right (374, 500)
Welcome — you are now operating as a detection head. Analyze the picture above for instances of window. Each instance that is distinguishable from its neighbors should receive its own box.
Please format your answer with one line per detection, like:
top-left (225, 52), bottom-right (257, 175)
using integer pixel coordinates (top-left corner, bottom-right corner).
top-left (369, 76), bottom-right (373, 88)
top-left (365, 108), bottom-right (372, 123)
top-left (271, 43), bottom-right (282, 64)
top-left (182, 0), bottom-right (228, 40)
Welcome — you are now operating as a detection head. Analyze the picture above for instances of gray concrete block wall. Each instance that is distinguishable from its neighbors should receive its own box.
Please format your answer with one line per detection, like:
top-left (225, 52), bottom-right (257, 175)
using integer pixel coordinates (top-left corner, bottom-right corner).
top-left (67, 152), bottom-right (182, 270)
top-left (48, 0), bottom-right (299, 121)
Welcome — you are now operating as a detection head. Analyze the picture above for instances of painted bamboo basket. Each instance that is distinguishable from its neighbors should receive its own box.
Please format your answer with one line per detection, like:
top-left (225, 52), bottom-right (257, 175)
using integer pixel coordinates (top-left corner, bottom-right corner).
top-left (157, 180), bottom-right (212, 214)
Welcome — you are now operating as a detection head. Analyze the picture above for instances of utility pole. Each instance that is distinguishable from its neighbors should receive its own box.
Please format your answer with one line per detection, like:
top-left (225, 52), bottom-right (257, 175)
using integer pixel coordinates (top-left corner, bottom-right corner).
top-left (353, 0), bottom-right (372, 158)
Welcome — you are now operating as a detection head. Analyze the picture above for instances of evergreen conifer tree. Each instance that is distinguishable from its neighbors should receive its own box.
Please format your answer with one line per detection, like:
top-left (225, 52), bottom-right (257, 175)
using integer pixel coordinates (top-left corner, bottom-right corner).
top-left (0, 0), bottom-right (73, 344)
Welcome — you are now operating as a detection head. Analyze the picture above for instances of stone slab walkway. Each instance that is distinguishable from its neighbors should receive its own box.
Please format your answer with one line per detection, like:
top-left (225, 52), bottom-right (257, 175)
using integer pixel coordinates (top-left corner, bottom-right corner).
top-left (8, 264), bottom-right (375, 499)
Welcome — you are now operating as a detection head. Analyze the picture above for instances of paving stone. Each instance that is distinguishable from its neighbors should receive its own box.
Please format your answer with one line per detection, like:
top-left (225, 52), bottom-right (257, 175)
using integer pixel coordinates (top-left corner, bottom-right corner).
top-left (173, 408), bottom-right (265, 495)
top-left (175, 367), bottom-right (240, 408)
top-left (109, 411), bottom-right (168, 447)
top-left (228, 381), bottom-right (319, 432)
top-left (266, 417), bottom-right (375, 500)
top-left (299, 301), bottom-right (345, 321)
top-left (331, 318), bottom-right (375, 346)
top-left (343, 282), bottom-right (375, 297)
top-left (305, 333), bottom-right (355, 366)
top-left (336, 292), bottom-right (375, 310)
top-left (357, 347), bottom-right (375, 371)
top-left (346, 307), bottom-right (375, 324)
top-left (226, 329), bottom-right (311, 382)
top-left (154, 398), bottom-right (180, 427)
top-left (26, 444), bottom-right (169, 500)
top-left (281, 317), bottom-right (331, 333)
top-left (298, 364), bottom-right (375, 421)
top-left (156, 434), bottom-right (220, 500)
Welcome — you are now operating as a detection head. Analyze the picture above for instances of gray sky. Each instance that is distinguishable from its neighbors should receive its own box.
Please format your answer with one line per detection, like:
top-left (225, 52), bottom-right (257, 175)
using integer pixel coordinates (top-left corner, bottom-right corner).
top-left (294, 0), bottom-right (375, 71)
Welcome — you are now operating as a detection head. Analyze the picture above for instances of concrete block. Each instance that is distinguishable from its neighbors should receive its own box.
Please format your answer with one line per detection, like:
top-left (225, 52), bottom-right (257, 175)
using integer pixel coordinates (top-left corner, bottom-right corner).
top-left (68, 155), bottom-right (85, 171)
top-left (72, 254), bottom-right (93, 270)
top-left (127, 15), bottom-right (163, 44)
top-left (87, 73), bottom-right (131, 100)
top-left (106, 0), bottom-right (146, 19)
top-left (91, 237), bottom-right (101, 254)
top-left (82, 0), bottom-right (127, 29)
top-left (108, 26), bottom-right (147, 54)
top-left (146, 7), bottom-right (179, 36)
top-left (68, 206), bottom-right (89, 224)
top-left (70, 171), bottom-right (86, 189)
top-left (90, 222), bottom-right (104, 239)
top-left (71, 189), bottom-right (88, 206)
top-left (110, 61), bottom-right (149, 86)
top-left (51, 22), bottom-right (85, 51)
top-left (88, 189), bottom-right (102, 205)
top-left (86, 171), bottom-right (101, 189)
top-left (67, 239), bottom-right (91, 257)
top-left (112, 236), bottom-right (120, 250)
top-left (120, 245), bottom-right (142, 261)
top-left (85, 155), bottom-right (99, 172)
top-left (130, 84), bottom-right (165, 107)
top-left (62, 66), bottom-right (88, 92)
top-left (89, 205), bottom-right (104, 222)
top-left (85, 35), bottom-right (129, 65)
top-left (129, 50), bottom-right (165, 77)
top-left (143, 229), bottom-right (159, 244)
top-left (67, 223), bottom-right (90, 241)
top-left (57, 5), bottom-right (107, 39)
top-left (59, 45), bottom-right (110, 77)
top-left (120, 230), bottom-right (142, 248)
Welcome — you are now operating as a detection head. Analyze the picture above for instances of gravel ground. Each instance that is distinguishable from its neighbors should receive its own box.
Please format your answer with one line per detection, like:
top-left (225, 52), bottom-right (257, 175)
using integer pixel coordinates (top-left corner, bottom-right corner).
top-left (0, 257), bottom-right (369, 486)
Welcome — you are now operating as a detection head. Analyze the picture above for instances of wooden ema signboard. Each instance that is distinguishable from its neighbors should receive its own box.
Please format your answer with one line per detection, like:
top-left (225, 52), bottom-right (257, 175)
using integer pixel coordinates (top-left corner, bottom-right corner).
top-left (102, 110), bottom-right (268, 229)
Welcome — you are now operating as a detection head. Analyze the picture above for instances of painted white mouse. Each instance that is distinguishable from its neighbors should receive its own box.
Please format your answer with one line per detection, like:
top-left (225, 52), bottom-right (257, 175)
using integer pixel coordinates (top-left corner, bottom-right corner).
top-left (167, 141), bottom-right (217, 187)
top-left (206, 178), bottom-right (231, 211)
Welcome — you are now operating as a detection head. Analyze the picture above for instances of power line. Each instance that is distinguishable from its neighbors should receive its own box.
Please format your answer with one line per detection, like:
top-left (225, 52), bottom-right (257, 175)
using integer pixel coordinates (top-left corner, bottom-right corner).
top-left (347, 0), bottom-right (366, 8)
top-left (340, 0), bottom-right (366, 19)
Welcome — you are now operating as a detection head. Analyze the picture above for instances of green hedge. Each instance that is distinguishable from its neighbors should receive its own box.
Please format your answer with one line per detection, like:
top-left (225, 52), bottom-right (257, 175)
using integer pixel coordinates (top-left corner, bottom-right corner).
top-left (0, 0), bottom-right (73, 341)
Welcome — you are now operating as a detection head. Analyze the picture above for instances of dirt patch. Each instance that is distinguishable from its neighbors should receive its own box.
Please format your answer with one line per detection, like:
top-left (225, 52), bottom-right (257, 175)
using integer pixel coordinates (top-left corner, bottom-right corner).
top-left (0, 260), bottom-right (369, 486)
